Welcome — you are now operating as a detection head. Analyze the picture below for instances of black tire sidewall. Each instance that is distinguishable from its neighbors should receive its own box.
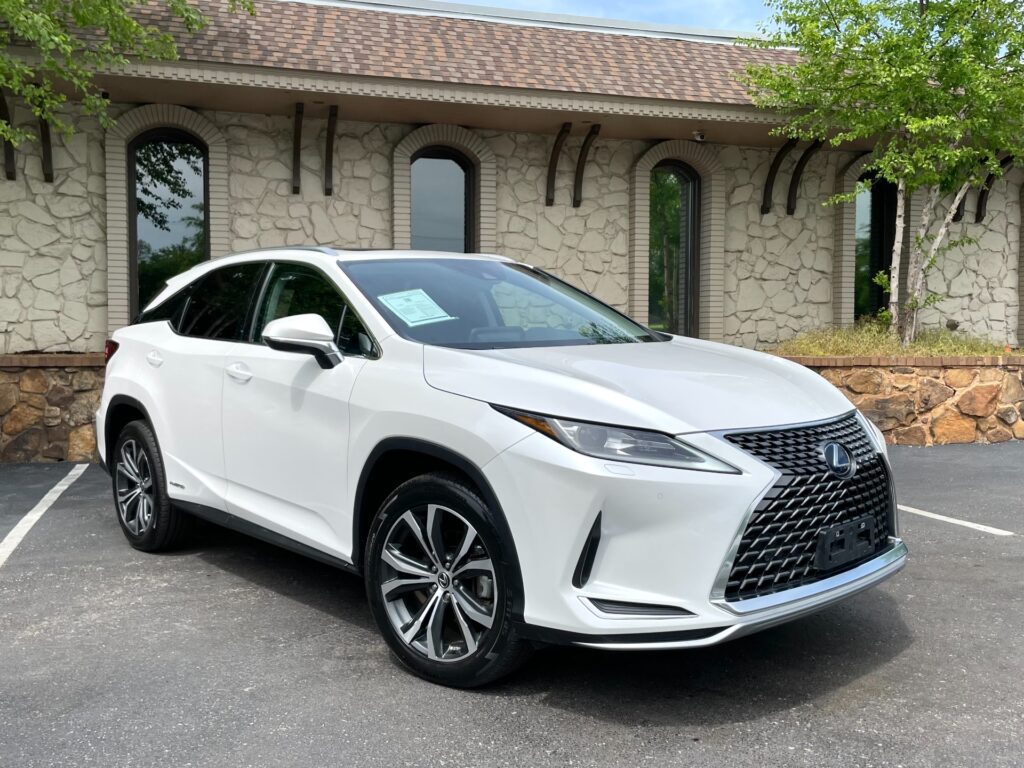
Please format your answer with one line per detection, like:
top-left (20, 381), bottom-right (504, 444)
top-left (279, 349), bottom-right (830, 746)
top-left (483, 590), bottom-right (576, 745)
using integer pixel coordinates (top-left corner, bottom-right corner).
top-left (364, 473), bottom-right (523, 687)
top-left (111, 420), bottom-right (174, 551)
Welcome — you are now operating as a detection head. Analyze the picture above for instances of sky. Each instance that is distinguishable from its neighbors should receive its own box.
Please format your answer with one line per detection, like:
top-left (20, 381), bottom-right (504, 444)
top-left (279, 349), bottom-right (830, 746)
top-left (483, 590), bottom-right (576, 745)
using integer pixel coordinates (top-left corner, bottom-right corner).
top-left (447, 0), bottom-right (772, 33)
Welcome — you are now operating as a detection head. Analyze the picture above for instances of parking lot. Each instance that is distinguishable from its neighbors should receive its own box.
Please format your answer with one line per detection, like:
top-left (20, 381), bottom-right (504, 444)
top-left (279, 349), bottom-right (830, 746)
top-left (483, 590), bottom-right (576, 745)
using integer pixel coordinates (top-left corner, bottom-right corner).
top-left (1, 445), bottom-right (1022, 768)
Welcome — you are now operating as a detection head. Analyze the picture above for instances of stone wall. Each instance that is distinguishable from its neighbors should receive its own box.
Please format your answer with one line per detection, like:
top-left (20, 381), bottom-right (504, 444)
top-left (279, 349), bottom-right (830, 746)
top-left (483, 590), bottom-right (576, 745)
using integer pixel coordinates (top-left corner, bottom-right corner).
top-left (792, 356), bottom-right (1024, 445)
top-left (721, 146), bottom-right (836, 348)
top-left (0, 104), bottom-right (113, 354)
top-left (919, 170), bottom-right (1022, 347)
top-left (0, 356), bottom-right (103, 462)
top-left (1, 103), bottom-right (1022, 354)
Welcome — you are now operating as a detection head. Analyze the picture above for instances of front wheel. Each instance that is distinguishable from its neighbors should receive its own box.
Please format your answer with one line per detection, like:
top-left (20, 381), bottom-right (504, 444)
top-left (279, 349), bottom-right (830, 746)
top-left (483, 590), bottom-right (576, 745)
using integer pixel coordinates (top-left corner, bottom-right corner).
top-left (364, 473), bottom-right (529, 687)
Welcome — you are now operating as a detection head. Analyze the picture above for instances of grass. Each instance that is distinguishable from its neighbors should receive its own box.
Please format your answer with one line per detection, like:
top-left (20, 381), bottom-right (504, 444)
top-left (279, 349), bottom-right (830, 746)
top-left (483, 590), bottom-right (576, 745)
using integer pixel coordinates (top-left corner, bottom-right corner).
top-left (772, 323), bottom-right (1014, 357)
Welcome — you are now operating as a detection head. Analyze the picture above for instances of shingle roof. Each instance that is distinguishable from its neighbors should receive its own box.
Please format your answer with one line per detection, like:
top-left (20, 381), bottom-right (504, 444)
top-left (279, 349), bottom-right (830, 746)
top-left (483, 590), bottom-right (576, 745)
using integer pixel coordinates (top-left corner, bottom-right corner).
top-left (134, 0), bottom-right (791, 106)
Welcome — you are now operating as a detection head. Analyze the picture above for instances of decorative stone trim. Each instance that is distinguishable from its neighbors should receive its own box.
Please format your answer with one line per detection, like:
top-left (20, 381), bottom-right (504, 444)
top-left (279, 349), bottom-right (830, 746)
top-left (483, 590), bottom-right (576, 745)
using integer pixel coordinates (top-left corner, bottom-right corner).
top-left (104, 104), bottom-right (230, 334)
top-left (392, 124), bottom-right (497, 251)
top-left (0, 353), bottom-right (105, 368)
top-left (788, 358), bottom-right (1024, 445)
top-left (1019, 178), bottom-right (1024, 347)
top-left (629, 140), bottom-right (726, 341)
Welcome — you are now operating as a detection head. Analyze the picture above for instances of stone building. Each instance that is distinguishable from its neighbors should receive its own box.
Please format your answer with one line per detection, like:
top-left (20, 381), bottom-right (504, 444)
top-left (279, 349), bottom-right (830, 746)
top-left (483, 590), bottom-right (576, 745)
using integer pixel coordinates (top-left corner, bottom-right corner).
top-left (1, 0), bottom-right (1023, 460)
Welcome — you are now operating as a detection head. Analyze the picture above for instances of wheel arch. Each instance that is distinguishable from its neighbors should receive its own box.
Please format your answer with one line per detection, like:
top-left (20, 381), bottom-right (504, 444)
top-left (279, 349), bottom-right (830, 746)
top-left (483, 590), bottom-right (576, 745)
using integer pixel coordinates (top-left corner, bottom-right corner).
top-left (104, 394), bottom-right (155, 470)
top-left (353, 437), bottom-right (525, 618)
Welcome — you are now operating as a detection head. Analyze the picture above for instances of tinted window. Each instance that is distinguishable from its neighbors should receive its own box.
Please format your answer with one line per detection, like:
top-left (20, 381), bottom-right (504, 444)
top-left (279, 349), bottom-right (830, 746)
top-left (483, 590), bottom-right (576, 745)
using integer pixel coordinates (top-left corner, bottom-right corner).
top-left (178, 262), bottom-right (264, 340)
top-left (649, 160), bottom-right (700, 336)
top-left (137, 287), bottom-right (190, 329)
top-left (411, 148), bottom-right (472, 252)
top-left (255, 263), bottom-right (373, 356)
top-left (341, 258), bottom-right (660, 349)
top-left (130, 130), bottom-right (208, 316)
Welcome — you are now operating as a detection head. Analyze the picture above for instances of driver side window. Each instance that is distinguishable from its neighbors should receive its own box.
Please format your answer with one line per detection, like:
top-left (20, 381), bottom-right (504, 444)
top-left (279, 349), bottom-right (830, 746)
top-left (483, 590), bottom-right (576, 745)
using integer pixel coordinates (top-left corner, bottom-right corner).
top-left (254, 263), bottom-right (372, 357)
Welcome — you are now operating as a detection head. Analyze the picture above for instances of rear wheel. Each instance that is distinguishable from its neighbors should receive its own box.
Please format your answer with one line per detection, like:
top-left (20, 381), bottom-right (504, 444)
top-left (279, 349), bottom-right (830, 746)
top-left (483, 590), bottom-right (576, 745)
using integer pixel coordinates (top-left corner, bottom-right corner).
top-left (365, 473), bottom-right (529, 687)
top-left (111, 420), bottom-right (189, 551)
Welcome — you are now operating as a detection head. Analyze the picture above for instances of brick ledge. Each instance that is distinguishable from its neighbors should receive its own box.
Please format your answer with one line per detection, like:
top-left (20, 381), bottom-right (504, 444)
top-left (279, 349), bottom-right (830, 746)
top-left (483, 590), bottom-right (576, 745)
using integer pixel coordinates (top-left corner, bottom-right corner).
top-left (782, 355), bottom-right (1024, 367)
top-left (0, 353), bottom-right (105, 368)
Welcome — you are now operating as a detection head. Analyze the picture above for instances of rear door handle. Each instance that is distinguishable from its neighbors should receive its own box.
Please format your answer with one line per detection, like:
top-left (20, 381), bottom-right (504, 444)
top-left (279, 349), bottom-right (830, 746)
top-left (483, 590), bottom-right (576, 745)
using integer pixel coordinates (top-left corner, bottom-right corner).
top-left (146, 351), bottom-right (164, 368)
top-left (225, 362), bottom-right (253, 383)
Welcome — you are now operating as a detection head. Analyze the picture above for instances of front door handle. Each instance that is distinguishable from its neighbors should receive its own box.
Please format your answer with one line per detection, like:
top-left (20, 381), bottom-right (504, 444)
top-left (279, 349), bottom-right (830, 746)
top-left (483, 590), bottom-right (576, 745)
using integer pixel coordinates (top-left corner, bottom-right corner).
top-left (225, 362), bottom-right (253, 383)
top-left (146, 351), bottom-right (164, 368)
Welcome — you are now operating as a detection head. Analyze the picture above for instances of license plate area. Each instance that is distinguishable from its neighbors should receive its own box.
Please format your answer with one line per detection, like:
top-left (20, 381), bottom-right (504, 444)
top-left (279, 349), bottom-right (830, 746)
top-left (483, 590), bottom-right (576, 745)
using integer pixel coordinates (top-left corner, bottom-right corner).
top-left (815, 515), bottom-right (877, 572)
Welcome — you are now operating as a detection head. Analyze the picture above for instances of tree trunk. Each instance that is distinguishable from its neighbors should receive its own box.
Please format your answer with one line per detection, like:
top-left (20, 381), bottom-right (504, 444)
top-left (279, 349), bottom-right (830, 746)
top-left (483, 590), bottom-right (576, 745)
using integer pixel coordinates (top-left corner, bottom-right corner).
top-left (887, 179), bottom-right (907, 334)
top-left (901, 183), bottom-right (969, 345)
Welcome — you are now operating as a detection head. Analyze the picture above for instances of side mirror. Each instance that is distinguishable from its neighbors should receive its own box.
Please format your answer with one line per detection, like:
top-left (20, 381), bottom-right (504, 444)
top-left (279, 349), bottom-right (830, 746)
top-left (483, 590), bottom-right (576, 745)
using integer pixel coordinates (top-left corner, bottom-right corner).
top-left (262, 314), bottom-right (342, 369)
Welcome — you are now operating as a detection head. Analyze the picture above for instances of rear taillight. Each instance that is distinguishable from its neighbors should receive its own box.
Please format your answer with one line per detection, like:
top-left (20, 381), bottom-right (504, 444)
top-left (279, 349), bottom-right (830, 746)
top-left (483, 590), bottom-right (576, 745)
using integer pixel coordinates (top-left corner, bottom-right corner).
top-left (104, 339), bottom-right (119, 364)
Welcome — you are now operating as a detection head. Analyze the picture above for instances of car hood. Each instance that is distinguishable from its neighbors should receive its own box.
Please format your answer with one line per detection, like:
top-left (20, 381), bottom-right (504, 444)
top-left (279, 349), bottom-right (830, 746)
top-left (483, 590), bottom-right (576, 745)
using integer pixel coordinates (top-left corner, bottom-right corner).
top-left (422, 337), bottom-right (853, 434)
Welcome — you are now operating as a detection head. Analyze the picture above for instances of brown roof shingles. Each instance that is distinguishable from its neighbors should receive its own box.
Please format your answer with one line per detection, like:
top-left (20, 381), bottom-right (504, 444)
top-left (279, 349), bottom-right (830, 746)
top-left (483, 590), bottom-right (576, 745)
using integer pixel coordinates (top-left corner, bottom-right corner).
top-left (131, 0), bottom-right (790, 105)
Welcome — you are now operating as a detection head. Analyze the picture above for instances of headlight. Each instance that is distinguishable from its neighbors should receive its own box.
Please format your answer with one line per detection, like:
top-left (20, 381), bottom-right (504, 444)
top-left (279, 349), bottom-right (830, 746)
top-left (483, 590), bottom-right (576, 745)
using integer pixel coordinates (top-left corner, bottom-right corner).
top-left (493, 406), bottom-right (740, 474)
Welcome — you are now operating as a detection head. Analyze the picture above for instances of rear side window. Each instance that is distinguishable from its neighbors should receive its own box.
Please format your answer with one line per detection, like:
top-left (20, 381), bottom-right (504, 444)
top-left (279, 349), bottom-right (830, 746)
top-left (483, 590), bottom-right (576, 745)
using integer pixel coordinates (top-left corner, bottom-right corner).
top-left (178, 262), bottom-right (264, 340)
top-left (137, 288), bottom-right (191, 329)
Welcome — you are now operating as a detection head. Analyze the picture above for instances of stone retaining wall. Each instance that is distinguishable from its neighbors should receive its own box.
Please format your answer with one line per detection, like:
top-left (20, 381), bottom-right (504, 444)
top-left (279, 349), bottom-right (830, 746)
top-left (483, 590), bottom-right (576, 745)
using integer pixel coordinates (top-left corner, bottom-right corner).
top-left (789, 356), bottom-right (1024, 445)
top-left (0, 354), bottom-right (103, 462)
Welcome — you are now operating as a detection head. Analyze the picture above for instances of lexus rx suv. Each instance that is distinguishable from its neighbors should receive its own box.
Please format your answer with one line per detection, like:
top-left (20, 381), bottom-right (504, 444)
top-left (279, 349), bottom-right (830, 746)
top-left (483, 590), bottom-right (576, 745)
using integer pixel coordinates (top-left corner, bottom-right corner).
top-left (97, 247), bottom-right (907, 687)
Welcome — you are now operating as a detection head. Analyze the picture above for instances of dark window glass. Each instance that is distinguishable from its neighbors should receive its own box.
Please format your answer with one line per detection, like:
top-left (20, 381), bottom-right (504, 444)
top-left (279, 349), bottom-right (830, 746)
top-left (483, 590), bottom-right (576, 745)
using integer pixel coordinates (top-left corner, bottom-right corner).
top-left (178, 262), bottom-right (264, 340)
top-left (648, 161), bottom-right (700, 336)
top-left (411, 147), bottom-right (473, 252)
top-left (137, 288), bottom-right (191, 330)
top-left (254, 263), bottom-right (373, 356)
top-left (854, 176), bottom-right (898, 319)
top-left (130, 129), bottom-right (208, 316)
top-left (341, 258), bottom-right (660, 349)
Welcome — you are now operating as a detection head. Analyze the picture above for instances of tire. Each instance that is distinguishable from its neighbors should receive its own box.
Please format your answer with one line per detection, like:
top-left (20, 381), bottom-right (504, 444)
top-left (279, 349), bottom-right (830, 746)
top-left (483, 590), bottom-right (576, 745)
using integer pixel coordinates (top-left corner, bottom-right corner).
top-left (364, 472), bottom-right (530, 687)
top-left (111, 419), bottom-right (189, 552)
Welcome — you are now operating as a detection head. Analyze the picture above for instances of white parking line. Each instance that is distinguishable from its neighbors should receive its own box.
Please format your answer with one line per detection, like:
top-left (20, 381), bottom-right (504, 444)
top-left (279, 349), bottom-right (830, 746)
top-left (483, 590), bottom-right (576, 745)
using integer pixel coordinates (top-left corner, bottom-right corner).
top-left (898, 504), bottom-right (1016, 537)
top-left (0, 464), bottom-right (89, 570)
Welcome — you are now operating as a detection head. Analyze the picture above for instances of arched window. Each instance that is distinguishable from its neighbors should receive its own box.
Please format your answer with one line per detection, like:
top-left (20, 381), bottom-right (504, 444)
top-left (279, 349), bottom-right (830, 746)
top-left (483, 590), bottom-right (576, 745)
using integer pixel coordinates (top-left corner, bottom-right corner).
top-left (410, 146), bottom-right (475, 253)
top-left (648, 160), bottom-right (701, 336)
top-left (128, 128), bottom-right (209, 316)
top-left (854, 175), bottom-right (898, 319)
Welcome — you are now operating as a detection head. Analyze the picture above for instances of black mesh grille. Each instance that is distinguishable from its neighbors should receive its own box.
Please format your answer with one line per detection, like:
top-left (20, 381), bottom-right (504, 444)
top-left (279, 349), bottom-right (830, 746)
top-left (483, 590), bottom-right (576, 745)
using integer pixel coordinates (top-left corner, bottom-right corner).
top-left (722, 413), bottom-right (894, 602)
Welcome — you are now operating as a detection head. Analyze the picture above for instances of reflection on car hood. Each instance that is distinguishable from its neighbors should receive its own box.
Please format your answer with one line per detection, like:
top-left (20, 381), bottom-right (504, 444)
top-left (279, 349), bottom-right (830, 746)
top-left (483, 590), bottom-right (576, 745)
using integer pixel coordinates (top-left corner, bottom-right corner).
top-left (422, 336), bottom-right (853, 434)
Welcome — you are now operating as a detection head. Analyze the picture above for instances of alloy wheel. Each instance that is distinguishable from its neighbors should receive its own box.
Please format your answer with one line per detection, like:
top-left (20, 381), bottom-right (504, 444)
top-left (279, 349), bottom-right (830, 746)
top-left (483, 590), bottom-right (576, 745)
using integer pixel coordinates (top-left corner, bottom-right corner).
top-left (115, 438), bottom-right (155, 536)
top-left (378, 504), bottom-right (497, 662)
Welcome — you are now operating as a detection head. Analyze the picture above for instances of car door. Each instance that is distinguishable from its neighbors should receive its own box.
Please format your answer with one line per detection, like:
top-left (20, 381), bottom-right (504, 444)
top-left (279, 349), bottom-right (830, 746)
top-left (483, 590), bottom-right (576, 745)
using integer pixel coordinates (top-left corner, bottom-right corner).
top-left (144, 261), bottom-right (265, 508)
top-left (221, 261), bottom-right (373, 559)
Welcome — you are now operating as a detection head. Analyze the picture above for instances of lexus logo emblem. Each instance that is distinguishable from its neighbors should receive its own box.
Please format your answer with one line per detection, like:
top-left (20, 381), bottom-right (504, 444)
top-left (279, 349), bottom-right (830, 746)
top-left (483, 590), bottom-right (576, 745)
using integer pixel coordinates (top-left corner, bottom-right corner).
top-left (822, 442), bottom-right (856, 479)
top-left (437, 571), bottom-right (451, 589)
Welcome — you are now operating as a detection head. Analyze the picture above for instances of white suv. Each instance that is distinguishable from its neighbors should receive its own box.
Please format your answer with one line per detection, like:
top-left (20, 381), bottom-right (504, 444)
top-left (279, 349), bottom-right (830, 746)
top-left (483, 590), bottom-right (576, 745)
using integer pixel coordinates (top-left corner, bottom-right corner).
top-left (97, 247), bottom-right (907, 687)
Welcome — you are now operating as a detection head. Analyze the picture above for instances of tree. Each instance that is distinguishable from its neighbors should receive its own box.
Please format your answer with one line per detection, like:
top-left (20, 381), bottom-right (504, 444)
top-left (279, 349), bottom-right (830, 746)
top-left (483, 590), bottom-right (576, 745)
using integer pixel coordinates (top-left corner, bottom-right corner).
top-left (744, 0), bottom-right (1024, 344)
top-left (0, 0), bottom-right (254, 145)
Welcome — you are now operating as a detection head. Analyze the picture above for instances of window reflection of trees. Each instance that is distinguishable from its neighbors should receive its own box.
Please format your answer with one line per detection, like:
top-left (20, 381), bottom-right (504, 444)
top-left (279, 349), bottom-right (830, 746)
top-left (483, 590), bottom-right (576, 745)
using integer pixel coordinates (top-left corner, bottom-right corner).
top-left (131, 131), bottom-right (208, 313)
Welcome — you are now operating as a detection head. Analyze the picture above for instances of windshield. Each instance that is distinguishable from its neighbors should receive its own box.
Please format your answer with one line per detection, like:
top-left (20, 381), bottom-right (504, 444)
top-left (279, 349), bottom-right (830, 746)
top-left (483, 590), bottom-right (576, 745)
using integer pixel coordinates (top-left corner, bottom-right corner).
top-left (340, 258), bottom-right (663, 349)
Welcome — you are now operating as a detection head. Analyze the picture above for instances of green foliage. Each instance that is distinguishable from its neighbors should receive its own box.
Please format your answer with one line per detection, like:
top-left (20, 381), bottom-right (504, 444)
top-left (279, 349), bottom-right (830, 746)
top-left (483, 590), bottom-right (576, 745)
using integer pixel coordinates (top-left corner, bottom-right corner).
top-left (745, 0), bottom-right (1024, 345)
top-left (0, 0), bottom-right (255, 144)
top-left (745, 0), bottom-right (1024, 196)
top-left (773, 321), bottom-right (1010, 357)
top-left (135, 139), bottom-right (203, 230)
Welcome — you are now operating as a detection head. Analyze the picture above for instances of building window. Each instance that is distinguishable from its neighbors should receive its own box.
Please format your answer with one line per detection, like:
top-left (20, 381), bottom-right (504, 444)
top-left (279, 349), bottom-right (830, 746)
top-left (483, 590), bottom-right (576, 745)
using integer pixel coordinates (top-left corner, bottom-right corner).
top-left (648, 160), bottom-right (700, 335)
top-left (854, 176), bottom-right (898, 319)
top-left (410, 146), bottom-right (474, 252)
top-left (128, 128), bottom-right (209, 316)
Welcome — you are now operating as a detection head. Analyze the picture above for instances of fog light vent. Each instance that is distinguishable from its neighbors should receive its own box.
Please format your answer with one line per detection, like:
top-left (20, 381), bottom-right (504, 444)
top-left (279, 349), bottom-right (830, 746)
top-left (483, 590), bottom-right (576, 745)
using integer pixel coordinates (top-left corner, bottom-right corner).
top-left (588, 598), bottom-right (696, 617)
top-left (571, 512), bottom-right (601, 588)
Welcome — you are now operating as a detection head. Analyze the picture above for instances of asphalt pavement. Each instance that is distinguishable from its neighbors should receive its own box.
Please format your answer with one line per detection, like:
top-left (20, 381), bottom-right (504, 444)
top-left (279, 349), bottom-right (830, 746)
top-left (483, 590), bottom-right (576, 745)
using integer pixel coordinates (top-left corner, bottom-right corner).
top-left (0, 444), bottom-right (1021, 767)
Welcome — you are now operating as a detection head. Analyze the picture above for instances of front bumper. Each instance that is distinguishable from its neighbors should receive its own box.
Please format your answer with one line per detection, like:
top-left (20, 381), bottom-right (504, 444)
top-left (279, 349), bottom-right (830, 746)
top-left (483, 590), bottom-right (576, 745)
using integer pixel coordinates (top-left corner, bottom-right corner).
top-left (485, 429), bottom-right (906, 648)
